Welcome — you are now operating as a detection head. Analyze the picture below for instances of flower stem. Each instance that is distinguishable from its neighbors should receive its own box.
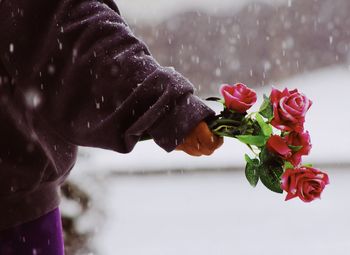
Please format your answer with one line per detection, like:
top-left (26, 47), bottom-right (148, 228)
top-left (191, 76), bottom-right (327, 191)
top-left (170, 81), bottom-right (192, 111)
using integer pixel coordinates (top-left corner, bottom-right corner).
top-left (246, 144), bottom-right (259, 157)
top-left (208, 118), bottom-right (241, 129)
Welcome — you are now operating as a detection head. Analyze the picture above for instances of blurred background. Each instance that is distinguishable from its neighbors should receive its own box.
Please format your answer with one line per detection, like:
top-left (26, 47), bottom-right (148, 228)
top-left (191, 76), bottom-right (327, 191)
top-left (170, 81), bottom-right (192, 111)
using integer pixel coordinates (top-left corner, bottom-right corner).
top-left (61, 0), bottom-right (350, 254)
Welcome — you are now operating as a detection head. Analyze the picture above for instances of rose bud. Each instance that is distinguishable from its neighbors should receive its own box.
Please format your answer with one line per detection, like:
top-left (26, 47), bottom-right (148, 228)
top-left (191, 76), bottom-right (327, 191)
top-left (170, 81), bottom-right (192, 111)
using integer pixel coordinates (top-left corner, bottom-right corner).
top-left (281, 167), bottom-right (329, 203)
top-left (285, 131), bottom-right (312, 167)
top-left (270, 88), bottom-right (312, 132)
top-left (266, 135), bottom-right (292, 159)
top-left (267, 132), bottom-right (312, 167)
top-left (220, 83), bottom-right (257, 113)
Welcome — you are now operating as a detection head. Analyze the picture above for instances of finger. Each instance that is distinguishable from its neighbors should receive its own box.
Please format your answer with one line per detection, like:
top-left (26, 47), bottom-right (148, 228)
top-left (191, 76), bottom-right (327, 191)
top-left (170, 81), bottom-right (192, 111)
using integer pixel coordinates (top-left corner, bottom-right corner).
top-left (209, 135), bottom-right (223, 150)
top-left (176, 141), bottom-right (203, 156)
top-left (195, 136), bottom-right (214, 156)
top-left (187, 129), bottom-right (202, 150)
top-left (176, 134), bottom-right (195, 150)
top-left (176, 121), bottom-right (221, 156)
top-left (216, 137), bottom-right (224, 148)
top-left (196, 123), bottom-right (219, 151)
top-left (175, 144), bottom-right (184, 151)
top-left (199, 148), bottom-right (214, 156)
top-left (181, 145), bottom-right (202, 157)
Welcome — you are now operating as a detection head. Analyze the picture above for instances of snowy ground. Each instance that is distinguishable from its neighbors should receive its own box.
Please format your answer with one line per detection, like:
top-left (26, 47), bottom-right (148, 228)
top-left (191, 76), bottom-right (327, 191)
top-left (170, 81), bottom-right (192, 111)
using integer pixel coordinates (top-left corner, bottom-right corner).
top-left (67, 65), bottom-right (350, 255)
top-left (85, 169), bottom-right (350, 255)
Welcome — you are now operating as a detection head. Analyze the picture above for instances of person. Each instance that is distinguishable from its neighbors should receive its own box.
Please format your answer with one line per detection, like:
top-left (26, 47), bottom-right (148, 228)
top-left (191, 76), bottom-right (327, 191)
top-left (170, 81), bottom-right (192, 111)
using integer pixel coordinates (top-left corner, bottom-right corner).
top-left (0, 0), bottom-right (223, 254)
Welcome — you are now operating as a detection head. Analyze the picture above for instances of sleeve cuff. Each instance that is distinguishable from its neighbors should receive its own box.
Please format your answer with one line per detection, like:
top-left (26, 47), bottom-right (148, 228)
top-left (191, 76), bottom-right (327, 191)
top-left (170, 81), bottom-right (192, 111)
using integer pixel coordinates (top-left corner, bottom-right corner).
top-left (148, 93), bottom-right (215, 152)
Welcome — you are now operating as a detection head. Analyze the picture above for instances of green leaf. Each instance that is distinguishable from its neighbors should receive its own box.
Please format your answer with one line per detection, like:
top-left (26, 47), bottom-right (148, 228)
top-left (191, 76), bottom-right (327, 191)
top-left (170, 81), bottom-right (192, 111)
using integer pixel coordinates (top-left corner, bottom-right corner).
top-left (244, 154), bottom-right (252, 163)
top-left (255, 113), bottom-right (273, 137)
top-left (284, 161), bottom-right (294, 170)
top-left (237, 135), bottom-right (267, 147)
top-left (259, 95), bottom-right (274, 121)
top-left (244, 154), bottom-right (260, 166)
top-left (258, 147), bottom-right (284, 193)
top-left (245, 155), bottom-right (260, 187)
top-left (258, 163), bottom-right (283, 194)
top-left (259, 147), bottom-right (272, 163)
top-left (303, 163), bottom-right (313, 167)
top-left (288, 145), bottom-right (303, 152)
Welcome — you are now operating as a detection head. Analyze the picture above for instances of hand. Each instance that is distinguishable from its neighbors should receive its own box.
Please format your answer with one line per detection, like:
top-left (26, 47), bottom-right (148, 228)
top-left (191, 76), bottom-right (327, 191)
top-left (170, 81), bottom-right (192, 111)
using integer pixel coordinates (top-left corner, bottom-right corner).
top-left (176, 121), bottom-right (223, 156)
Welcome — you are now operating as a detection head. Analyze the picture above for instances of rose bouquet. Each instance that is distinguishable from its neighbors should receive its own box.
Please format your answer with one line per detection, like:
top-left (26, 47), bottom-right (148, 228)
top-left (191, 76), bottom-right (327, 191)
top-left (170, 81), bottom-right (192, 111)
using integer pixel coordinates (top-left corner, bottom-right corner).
top-left (206, 83), bottom-right (329, 202)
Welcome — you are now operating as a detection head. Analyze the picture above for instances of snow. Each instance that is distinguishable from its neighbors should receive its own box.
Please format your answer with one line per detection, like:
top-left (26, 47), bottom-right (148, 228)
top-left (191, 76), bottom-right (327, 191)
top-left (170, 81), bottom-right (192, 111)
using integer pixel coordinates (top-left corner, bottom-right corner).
top-left (115, 0), bottom-right (286, 24)
top-left (72, 169), bottom-right (350, 255)
top-left (68, 65), bottom-right (350, 254)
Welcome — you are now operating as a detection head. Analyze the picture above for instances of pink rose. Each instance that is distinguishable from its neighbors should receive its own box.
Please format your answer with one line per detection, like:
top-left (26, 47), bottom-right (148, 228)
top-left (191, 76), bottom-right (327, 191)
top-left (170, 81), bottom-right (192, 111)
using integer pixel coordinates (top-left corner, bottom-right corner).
top-left (220, 83), bottom-right (257, 113)
top-left (266, 131), bottom-right (312, 166)
top-left (270, 88), bottom-right (312, 132)
top-left (281, 167), bottom-right (329, 202)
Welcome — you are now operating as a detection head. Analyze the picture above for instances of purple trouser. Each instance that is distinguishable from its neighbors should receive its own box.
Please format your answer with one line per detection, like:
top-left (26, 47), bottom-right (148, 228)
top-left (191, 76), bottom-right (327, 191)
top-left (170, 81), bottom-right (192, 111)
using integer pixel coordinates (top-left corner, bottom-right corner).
top-left (0, 208), bottom-right (64, 255)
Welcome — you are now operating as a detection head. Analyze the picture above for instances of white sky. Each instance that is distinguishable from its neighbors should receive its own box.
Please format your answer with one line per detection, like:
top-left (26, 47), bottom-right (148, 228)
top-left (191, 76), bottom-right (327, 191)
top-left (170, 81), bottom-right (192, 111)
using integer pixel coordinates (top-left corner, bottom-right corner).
top-left (115, 0), bottom-right (286, 24)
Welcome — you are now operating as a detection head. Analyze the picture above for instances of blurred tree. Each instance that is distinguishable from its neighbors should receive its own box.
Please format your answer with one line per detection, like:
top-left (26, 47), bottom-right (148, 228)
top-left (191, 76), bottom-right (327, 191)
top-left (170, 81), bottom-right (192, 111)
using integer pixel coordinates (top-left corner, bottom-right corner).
top-left (132, 0), bottom-right (350, 96)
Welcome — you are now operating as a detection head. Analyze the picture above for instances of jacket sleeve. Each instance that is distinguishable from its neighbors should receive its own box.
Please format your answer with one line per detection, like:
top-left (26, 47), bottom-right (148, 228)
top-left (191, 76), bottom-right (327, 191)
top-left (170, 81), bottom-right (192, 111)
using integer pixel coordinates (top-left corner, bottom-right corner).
top-left (0, 0), bottom-right (214, 153)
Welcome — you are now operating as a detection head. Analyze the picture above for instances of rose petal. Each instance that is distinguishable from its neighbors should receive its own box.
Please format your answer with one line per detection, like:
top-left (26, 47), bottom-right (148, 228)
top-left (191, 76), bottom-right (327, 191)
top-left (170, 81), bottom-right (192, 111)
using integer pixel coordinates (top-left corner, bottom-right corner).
top-left (279, 97), bottom-right (298, 122)
top-left (267, 135), bottom-right (292, 158)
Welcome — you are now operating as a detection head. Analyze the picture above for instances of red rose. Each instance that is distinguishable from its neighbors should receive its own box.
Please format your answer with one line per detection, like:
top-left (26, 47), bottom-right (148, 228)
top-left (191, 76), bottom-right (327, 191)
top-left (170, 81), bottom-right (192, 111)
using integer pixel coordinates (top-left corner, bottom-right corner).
top-left (266, 131), bottom-right (311, 166)
top-left (220, 83), bottom-right (257, 113)
top-left (281, 167), bottom-right (329, 202)
top-left (270, 88), bottom-right (312, 132)
top-left (285, 131), bottom-right (312, 166)
top-left (266, 135), bottom-right (292, 158)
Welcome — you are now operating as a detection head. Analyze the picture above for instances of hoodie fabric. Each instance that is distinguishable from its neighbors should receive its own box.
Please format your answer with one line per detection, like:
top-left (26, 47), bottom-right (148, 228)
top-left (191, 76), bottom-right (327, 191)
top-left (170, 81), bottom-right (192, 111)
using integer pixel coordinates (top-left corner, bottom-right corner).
top-left (0, 0), bottom-right (214, 230)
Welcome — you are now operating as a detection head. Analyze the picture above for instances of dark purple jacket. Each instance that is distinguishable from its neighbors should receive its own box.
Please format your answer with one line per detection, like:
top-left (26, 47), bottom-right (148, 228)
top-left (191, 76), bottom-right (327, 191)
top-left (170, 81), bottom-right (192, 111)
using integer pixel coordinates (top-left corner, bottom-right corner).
top-left (0, 0), bottom-right (214, 230)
